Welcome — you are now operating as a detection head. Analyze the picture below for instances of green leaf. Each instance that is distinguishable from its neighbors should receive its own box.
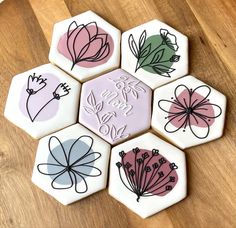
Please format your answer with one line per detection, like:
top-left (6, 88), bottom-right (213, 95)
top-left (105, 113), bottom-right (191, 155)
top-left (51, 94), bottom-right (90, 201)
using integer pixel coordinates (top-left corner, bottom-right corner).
top-left (140, 43), bottom-right (151, 58)
top-left (150, 49), bottom-right (164, 64)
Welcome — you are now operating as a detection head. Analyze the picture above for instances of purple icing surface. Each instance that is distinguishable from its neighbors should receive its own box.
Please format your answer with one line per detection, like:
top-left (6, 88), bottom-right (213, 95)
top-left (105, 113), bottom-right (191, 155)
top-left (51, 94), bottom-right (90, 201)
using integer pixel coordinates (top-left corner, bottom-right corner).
top-left (57, 24), bottom-right (114, 68)
top-left (79, 69), bottom-right (152, 144)
top-left (19, 74), bottom-right (60, 121)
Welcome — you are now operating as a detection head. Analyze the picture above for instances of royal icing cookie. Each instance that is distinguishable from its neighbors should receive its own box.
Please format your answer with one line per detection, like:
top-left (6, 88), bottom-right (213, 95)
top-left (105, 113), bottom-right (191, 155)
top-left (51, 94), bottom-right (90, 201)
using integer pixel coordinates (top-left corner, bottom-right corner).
top-left (32, 123), bottom-right (111, 205)
top-left (121, 19), bottom-right (188, 89)
top-left (152, 75), bottom-right (226, 149)
top-left (109, 132), bottom-right (187, 218)
top-left (4, 63), bottom-right (80, 139)
top-left (49, 10), bottom-right (121, 82)
top-left (79, 68), bottom-right (152, 145)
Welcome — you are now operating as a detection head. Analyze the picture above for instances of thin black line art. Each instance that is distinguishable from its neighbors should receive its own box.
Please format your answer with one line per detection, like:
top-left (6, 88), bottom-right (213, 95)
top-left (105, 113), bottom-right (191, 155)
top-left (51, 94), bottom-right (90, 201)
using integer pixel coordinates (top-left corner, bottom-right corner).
top-left (128, 29), bottom-right (180, 77)
top-left (158, 84), bottom-right (222, 139)
top-left (37, 135), bottom-right (102, 193)
top-left (26, 73), bottom-right (71, 122)
top-left (116, 148), bottom-right (178, 202)
top-left (66, 21), bottom-right (111, 70)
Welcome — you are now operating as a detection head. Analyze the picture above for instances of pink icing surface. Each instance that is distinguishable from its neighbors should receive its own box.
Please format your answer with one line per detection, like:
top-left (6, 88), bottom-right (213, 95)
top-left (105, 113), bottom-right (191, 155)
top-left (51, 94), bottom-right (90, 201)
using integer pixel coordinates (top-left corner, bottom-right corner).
top-left (122, 149), bottom-right (178, 197)
top-left (169, 89), bottom-right (215, 128)
top-left (57, 24), bottom-right (114, 68)
top-left (79, 69), bottom-right (152, 144)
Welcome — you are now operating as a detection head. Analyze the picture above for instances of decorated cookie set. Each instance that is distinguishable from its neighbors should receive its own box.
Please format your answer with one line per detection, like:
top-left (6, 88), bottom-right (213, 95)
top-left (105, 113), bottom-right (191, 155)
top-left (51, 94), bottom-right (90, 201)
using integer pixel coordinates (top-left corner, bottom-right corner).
top-left (4, 11), bottom-right (226, 218)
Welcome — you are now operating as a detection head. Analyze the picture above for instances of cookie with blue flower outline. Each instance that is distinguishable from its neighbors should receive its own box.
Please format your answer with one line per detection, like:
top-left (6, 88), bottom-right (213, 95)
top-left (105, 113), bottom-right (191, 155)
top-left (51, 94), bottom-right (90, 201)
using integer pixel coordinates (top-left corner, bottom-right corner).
top-left (32, 123), bottom-right (111, 205)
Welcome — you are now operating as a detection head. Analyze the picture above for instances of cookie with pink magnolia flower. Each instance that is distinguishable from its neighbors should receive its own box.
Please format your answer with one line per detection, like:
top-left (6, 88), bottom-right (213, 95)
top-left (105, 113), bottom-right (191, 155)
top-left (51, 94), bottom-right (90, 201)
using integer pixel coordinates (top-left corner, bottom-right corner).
top-left (152, 75), bottom-right (226, 149)
top-left (121, 20), bottom-right (188, 89)
top-left (109, 132), bottom-right (187, 218)
top-left (49, 10), bottom-right (121, 82)
top-left (78, 68), bottom-right (152, 145)
top-left (32, 123), bottom-right (111, 205)
top-left (4, 63), bottom-right (80, 139)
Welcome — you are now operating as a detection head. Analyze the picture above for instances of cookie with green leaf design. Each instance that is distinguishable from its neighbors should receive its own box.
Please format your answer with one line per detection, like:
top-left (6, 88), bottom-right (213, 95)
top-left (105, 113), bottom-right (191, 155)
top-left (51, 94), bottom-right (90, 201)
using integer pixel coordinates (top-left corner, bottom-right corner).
top-left (122, 20), bottom-right (188, 89)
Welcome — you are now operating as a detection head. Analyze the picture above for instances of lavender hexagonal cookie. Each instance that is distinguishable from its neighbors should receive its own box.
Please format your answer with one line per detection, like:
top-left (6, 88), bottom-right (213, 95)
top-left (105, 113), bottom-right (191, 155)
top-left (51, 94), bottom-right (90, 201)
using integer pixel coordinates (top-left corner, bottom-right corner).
top-left (79, 69), bottom-right (152, 145)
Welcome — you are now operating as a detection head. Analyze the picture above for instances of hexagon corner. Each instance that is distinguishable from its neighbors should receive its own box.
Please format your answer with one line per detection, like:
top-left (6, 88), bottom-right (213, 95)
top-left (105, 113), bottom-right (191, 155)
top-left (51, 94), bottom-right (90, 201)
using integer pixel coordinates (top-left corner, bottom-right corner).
top-left (152, 75), bottom-right (227, 149)
top-left (78, 68), bottom-right (152, 145)
top-left (49, 10), bottom-right (121, 82)
top-left (4, 63), bottom-right (81, 139)
top-left (31, 123), bottom-right (111, 205)
top-left (121, 19), bottom-right (188, 89)
top-left (108, 132), bottom-right (187, 218)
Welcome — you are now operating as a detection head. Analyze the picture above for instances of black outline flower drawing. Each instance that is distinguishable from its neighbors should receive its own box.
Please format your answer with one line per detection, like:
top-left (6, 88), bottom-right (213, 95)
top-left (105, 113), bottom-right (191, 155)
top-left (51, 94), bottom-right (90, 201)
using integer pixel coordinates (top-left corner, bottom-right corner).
top-left (158, 84), bottom-right (222, 139)
top-left (116, 148), bottom-right (178, 202)
top-left (37, 135), bottom-right (102, 193)
top-left (66, 21), bottom-right (111, 70)
top-left (25, 73), bottom-right (70, 122)
top-left (128, 29), bottom-right (180, 77)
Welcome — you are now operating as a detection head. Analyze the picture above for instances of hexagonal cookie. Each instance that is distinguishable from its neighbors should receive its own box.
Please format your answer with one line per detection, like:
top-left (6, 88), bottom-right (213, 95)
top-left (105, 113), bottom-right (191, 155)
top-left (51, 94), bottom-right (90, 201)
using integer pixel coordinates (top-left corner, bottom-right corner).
top-left (152, 75), bottom-right (226, 149)
top-left (4, 63), bottom-right (80, 139)
top-left (121, 20), bottom-right (188, 89)
top-left (79, 68), bottom-right (152, 145)
top-left (32, 123), bottom-right (111, 205)
top-left (109, 132), bottom-right (187, 218)
top-left (49, 10), bottom-right (121, 82)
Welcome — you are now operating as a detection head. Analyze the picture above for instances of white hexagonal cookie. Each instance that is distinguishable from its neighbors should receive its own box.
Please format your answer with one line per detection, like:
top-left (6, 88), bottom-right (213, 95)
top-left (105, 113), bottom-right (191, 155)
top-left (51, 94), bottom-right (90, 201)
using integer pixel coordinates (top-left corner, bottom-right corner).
top-left (79, 68), bottom-right (152, 145)
top-left (32, 123), bottom-right (111, 205)
top-left (4, 63), bottom-right (80, 139)
top-left (49, 10), bottom-right (121, 82)
top-left (122, 20), bottom-right (188, 89)
top-left (109, 132), bottom-right (187, 218)
top-left (152, 75), bottom-right (226, 149)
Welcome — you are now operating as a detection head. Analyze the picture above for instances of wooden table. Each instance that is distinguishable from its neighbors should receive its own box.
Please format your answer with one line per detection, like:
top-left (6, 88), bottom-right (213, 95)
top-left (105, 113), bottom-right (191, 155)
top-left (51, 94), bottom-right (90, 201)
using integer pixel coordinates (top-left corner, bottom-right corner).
top-left (1, 0), bottom-right (236, 227)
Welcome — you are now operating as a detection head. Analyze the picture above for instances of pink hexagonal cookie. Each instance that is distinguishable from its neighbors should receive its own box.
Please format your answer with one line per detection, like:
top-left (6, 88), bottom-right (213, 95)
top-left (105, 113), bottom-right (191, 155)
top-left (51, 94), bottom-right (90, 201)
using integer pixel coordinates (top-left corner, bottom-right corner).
top-left (79, 69), bottom-right (152, 145)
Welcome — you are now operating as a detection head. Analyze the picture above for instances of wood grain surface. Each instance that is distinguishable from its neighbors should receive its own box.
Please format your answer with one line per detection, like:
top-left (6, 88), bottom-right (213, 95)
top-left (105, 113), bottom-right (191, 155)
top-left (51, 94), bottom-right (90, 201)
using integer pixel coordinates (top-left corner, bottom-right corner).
top-left (0, 0), bottom-right (236, 227)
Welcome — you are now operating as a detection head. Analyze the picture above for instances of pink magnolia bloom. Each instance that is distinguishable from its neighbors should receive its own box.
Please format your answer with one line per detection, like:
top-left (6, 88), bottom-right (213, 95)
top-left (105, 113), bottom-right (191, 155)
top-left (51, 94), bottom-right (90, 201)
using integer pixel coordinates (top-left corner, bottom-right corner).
top-left (158, 85), bottom-right (222, 139)
top-left (62, 21), bottom-right (111, 70)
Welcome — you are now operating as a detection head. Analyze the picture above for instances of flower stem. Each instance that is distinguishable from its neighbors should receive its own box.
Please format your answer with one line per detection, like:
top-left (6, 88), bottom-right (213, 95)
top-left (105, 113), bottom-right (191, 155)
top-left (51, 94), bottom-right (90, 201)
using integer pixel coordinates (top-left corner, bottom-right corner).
top-left (26, 94), bottom-right (33, 122)
top-left (32, 97), bottom-right (55, 122)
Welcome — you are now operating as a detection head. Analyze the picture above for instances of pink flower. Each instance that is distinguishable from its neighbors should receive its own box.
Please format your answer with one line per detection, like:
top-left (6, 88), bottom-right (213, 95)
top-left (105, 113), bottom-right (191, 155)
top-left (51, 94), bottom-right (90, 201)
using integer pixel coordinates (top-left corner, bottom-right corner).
top-left (158, 85), bottom-right (222, 139)
top-left (66, 21), bottom-right (110, 70)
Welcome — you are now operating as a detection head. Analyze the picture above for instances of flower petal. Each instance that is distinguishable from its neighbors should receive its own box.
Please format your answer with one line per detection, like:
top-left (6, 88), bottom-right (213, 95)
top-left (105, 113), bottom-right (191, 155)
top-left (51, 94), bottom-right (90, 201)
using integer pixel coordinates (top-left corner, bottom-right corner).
top-left (72, 152), bottom-right (101, 166)
top-left (72, 164), bottom-right (102, 177)
top-left (81, 38), bottom-right (103, 59)
top-left (174, 85), bottom-right (191, 108)
top-left (37, 163), bottom-right (65, 175)
top-left (160, 29), bottom-right (168, 37)
top-left (158, 99), bottom-right (185, 114)
top-left (189, 113), bottom-right (210, 139)
top-left (71, 171), bottom-right (88, 193)
top-left (48, 136), bottom-right (68, 166)
top-left (86, 22), bottom-right (98, 39)
top-left (164, 113), bottom-right (188, 133)
top-left (95, 33), bottom-right (108, 46)
top-left (68, 136), bottom-right (93, 166)
top-left (194, 103), bottom-right (222, 119)
top-left (73, 25), bottom-right (90, 60)
top-left (51, 170), bottom-right (73, 189)
top-left (191, 85), bottom-right (211, 107)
